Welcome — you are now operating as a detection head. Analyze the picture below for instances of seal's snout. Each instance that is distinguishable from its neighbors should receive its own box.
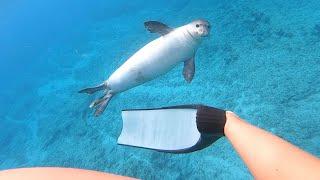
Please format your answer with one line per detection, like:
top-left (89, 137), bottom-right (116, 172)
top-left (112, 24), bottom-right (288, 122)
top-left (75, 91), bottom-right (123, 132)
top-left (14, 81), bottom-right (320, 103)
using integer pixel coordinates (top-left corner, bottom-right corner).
top-left (190, 19), bottom-right (211, 38)
top-left (201, 28), bottom-right (210, 37)
top-left (198, 24), bottom-right (210, 37)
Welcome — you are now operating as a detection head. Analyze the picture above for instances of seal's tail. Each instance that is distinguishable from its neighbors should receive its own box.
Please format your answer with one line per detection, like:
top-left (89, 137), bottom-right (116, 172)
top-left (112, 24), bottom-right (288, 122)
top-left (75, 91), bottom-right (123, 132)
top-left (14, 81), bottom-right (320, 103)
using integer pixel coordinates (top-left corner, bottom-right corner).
top-left (78, 83), bottom-right (106, 94)
top-left (90, 92), bottom-right (113, 117)
top-left (79, 82), bottom-right (113, 117)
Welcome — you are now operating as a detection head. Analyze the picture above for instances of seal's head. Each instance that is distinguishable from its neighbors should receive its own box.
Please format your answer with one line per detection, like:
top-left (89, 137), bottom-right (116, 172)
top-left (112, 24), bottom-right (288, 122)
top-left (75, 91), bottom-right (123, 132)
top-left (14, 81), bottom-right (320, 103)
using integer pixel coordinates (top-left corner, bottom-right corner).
top-left (187, 19), bottom-right (211, 38)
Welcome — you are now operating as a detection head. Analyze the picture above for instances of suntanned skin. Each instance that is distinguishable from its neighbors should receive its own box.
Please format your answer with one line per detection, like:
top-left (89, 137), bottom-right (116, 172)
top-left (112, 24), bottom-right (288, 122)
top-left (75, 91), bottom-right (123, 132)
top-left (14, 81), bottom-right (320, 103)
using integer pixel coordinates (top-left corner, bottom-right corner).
top-left (0, 167), bottom-right (137, 180)
top-left (224, 111), bottom-right (320, 179)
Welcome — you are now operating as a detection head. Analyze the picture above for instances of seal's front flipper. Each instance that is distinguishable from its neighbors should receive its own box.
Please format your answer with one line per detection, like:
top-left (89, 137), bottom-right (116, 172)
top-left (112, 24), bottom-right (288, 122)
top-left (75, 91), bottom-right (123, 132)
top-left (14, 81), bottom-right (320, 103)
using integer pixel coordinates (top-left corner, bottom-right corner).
top-left (117, 105), bottom-right (226, 153)
top-left (183, 56), bottom-right (195, 83)
top-left (144, 21), bottom-right (173, 36)
top-left (78, 83), bottom-right (106, 94)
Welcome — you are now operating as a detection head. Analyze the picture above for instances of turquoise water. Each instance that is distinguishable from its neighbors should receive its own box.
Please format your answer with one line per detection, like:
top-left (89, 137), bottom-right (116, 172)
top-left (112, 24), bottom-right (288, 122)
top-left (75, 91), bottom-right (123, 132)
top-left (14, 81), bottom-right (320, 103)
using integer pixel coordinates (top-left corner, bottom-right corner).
top-left (1, 0), bottom-right (320, 179)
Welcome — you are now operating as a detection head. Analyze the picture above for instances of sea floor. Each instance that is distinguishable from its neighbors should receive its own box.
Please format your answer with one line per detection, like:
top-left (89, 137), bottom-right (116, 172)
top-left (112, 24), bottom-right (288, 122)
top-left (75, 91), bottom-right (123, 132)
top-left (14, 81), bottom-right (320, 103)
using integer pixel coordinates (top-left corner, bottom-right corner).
top-left (1, 0), bottom-right (320, 179)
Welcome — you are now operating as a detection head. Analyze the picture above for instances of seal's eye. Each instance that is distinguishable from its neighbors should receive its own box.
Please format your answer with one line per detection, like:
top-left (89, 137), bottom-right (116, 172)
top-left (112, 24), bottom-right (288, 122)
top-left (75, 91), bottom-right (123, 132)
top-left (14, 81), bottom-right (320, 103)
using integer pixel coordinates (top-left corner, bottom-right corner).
top-left (196, 24), bottom-right (200, 28)
top-left (207, 25), bottom-right (210, 29)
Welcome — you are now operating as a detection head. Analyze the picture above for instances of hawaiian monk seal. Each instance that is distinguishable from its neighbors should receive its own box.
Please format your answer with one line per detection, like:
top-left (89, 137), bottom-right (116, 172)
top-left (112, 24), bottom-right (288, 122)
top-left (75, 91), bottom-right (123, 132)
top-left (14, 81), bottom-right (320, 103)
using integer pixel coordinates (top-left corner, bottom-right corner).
top-left (79, 19), bottom-right (211, 116)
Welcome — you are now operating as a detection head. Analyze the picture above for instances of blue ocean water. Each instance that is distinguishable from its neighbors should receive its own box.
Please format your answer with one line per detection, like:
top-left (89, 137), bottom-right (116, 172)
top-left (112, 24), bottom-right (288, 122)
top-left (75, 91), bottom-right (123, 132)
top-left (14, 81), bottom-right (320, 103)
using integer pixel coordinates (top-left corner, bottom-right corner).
top-left (1, 0), bottom-right (319, 179)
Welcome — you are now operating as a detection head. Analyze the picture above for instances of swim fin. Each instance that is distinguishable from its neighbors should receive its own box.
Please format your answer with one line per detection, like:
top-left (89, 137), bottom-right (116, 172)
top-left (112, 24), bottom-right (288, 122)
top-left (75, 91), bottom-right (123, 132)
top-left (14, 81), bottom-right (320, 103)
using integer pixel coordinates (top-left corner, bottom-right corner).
top-left (117, 105), bottom-right (226, 153)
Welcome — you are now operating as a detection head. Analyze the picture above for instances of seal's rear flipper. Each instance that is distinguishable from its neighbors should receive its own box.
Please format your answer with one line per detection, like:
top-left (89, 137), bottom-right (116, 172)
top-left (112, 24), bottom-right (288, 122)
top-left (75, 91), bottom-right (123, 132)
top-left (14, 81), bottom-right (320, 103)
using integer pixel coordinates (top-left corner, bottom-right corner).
top-left (78, 83), bottom-right (106, 94)
top-left (90, 92), bottom-right (113, 117)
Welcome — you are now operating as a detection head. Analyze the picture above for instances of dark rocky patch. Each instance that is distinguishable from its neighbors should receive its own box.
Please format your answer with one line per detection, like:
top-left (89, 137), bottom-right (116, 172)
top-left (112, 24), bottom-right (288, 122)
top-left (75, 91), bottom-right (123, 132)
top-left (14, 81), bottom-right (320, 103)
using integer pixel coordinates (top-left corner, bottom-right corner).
top-left (251, 11), bottom-right (270, 24)
top-left (221, 44), bottom-right (239, 65)
top-left (275, 29), bottom-right (294, 38)
top-left (243, 10), bottom-right (273, 44)
top-left (243, 11), bottom-right (271, 33)
top-left (254, 29), bottom-right (272, 42)
top-left (311, 24), bottom-right (320, 38)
